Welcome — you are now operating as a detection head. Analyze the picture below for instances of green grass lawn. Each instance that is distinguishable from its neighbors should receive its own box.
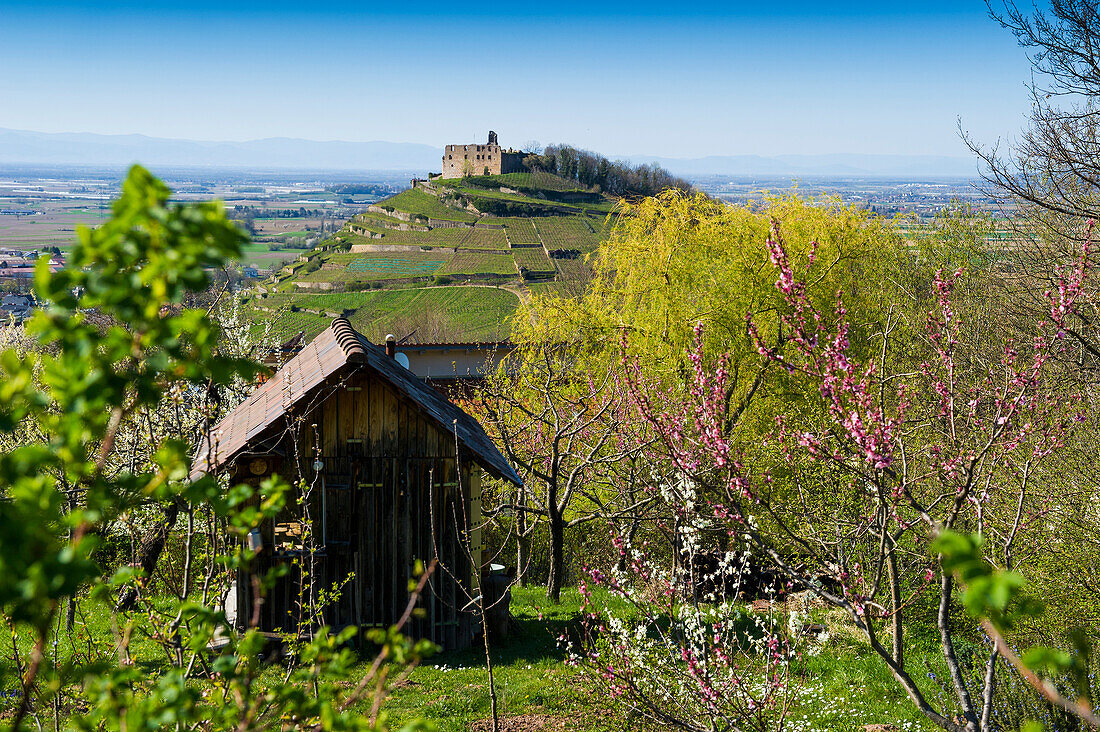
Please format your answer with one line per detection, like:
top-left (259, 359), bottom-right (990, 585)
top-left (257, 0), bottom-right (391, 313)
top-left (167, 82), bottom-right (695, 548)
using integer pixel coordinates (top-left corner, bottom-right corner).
top-left (437, 171), bottom-right (595, 194)
top-left (5, 582), bottom-right (994, 731)
top-left (381, 587), bottom-right (617, 731)
top-left (458, 189), bottom-right (615, 217)
top-left (379, 588), bottom-right (939, 731)
top-left (494, 171), bottom-right (594, 193)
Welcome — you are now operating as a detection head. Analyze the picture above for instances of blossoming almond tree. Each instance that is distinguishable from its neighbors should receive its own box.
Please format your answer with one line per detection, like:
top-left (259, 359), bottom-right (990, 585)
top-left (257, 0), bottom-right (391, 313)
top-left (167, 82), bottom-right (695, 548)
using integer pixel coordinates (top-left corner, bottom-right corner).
top-left (588, 220), bottom-right (1089, 731)
top-left (473, 343), bottom-right (654, 602)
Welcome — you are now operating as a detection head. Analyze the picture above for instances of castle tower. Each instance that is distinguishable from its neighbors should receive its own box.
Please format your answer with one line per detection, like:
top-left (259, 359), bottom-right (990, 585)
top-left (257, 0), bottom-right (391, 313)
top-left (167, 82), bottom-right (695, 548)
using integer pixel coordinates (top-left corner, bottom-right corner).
top-left (441, 131), bottom-right (524, 179)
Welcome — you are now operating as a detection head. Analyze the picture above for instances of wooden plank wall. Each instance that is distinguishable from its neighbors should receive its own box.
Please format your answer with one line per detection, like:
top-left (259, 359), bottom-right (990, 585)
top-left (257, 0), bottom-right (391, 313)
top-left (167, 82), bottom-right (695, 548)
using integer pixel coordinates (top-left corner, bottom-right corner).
top-left (245, 368), bottom-right (480, 650)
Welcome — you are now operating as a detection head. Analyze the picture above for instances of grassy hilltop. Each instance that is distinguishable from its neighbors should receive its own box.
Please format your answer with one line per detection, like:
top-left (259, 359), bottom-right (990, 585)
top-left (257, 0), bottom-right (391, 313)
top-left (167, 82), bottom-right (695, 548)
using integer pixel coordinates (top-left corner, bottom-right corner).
top-left (240, 170), bottom-right (619, 343)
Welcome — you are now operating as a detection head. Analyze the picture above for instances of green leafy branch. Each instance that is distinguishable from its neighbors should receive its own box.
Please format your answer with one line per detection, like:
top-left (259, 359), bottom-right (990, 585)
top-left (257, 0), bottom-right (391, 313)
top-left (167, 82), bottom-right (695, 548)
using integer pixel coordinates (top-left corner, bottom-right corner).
top-left (934, 530), bottom-right (1100, 728)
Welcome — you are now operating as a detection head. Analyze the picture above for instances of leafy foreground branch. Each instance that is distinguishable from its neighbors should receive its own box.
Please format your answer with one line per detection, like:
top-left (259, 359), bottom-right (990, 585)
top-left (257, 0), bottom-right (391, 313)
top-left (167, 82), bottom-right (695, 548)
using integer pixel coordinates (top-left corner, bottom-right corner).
top-left (0, 166), bottom-right (435, 731)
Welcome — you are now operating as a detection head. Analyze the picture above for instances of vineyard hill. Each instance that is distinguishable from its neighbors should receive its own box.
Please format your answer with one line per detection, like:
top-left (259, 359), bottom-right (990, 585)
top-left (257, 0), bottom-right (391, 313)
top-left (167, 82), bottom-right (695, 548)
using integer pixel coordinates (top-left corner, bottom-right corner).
top-left (240, 171), bottom-right (618, 344)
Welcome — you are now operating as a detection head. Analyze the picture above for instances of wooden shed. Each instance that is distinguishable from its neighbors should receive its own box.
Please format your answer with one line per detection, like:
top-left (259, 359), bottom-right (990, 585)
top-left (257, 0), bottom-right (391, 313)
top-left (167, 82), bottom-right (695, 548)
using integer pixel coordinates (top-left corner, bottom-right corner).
top-left (191, 317), bottom-right (521, 650)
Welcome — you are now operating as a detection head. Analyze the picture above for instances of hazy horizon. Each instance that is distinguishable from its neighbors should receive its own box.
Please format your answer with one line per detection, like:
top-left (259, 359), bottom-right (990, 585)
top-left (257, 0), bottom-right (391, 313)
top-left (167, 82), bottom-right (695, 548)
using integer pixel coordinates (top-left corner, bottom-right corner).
top-left (0, 126), bottom-right (984, 177)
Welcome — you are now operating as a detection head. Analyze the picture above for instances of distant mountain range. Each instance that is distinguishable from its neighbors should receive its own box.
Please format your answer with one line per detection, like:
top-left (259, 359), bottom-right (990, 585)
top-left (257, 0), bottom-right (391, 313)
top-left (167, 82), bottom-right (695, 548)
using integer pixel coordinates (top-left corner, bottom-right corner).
top-left (0, 128), bottom-right (442, 171)
top-left (0, 128), bottom-right (978, 179)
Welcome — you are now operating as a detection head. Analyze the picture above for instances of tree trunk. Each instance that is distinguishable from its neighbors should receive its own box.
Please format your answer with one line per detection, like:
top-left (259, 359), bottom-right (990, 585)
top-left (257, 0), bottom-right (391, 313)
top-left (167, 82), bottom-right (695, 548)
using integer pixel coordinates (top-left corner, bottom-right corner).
top-left (546, 510), bottom-right (565, 603)
top-left (516, 532), bottom-right (530, 587)
top-left (938, 573), bottom-right (979, 731)
top-left (515, 502), bottom-right (530, 587)
top-left (116, 497), bottom-right (184, 611)
top-left (616, 519), bottom-right (640, 573)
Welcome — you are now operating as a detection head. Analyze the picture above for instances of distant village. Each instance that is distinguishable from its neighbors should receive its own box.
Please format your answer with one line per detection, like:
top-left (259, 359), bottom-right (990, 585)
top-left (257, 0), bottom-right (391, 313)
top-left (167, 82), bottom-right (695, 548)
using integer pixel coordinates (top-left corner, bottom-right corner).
top-left (0, 246), bottom-right (269, 325)
top-left (0, 247), bottom-right (64, 324)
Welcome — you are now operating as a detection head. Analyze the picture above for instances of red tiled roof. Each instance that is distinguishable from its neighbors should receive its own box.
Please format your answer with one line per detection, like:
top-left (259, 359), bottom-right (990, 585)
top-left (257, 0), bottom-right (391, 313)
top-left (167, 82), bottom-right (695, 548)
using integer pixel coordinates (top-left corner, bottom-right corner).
top-left (191, 317), bottom-right (521, 485)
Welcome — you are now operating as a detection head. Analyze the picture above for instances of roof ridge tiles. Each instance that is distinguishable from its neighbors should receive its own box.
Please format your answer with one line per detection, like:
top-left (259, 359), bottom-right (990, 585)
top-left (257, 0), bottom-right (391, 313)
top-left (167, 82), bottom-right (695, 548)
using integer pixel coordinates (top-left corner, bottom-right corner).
top-left (331, 316), bottom-right (367, 359)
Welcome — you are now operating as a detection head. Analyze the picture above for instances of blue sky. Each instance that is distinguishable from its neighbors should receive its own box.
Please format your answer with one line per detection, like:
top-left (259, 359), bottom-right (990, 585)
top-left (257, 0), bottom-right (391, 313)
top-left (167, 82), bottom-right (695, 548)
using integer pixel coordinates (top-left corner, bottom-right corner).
top-left (0, 1), bottom-right (1034, 158)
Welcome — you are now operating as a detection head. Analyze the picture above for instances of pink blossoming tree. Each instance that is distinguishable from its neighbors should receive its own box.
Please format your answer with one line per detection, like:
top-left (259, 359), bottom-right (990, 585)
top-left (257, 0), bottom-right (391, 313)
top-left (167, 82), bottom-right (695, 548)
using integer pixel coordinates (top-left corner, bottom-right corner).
top-left (577, 220), bottom-right (1090, 731)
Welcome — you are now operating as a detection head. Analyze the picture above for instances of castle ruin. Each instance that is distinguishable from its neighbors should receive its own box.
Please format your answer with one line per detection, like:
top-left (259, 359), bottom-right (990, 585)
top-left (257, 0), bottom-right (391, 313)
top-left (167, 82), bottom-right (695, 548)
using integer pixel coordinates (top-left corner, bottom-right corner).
top-left (441, 131), bottom-right (526, 179)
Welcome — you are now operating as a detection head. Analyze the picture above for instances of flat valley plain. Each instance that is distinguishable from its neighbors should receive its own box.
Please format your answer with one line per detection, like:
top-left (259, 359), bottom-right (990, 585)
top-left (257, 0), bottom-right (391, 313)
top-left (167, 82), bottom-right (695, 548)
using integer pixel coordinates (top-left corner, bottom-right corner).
top-left (0, 165), bottom-right (410, 268)
top-left (0, 166), bottom-right (1002, 255)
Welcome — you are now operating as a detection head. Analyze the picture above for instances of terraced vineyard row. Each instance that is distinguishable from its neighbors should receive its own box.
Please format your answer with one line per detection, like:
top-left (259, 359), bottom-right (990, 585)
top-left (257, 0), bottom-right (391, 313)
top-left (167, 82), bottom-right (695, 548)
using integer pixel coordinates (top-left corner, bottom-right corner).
top-left (245, 287), bottom-right (520, 342)
top-left (266, 172), bottom-right (624, 339)
top-left (553, 256), bottom-right (594, 282)
top-left (248, 291), bottom-right (373, 313)
top-left (352, 221), bottom-right (510, 249)
top-left (300, 251), bottom-right (531, 283)
top-left (375, 188), bottom-right (478, 223)
top-left (512, 248), bottom-right (556, 276)
top-left (533, 216), bottom-right (603, 252)
top-left (493, 171), bottom-right (593, 192)
top-left (250, 308), bottom-right (332, 340)
top-left (497, 218), bottom-right (540, 244)
top-left (439, 251), bottom-right (517, 276)
top-left (295, 252), bottom-right (445, 283)
top-left (348, 254), bottom-right (446, 278)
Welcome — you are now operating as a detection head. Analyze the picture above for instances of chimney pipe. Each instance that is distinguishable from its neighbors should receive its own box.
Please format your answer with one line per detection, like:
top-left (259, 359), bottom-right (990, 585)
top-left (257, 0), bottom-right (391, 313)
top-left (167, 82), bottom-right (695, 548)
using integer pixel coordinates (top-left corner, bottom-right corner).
top-left (385, 334), bottom-right (396, 358)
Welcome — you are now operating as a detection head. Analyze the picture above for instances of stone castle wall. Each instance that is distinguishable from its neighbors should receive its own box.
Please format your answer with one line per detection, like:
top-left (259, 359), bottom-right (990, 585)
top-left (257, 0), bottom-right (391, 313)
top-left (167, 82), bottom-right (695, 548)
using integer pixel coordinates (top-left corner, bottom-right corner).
top-left (442, 143), bottom-right (503, 178)
top-left (441, 139), bottom-right (526, 179)
top-left (500, 151), bottom-right (525, 174)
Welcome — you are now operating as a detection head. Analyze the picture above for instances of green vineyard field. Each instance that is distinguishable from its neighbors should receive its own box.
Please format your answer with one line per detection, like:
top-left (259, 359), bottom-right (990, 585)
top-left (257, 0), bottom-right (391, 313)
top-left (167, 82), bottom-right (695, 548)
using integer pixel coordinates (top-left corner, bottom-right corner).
top-left (440, 251), bottom-right (517, 276)
top-left (512, 248), bottom-right (556, 274)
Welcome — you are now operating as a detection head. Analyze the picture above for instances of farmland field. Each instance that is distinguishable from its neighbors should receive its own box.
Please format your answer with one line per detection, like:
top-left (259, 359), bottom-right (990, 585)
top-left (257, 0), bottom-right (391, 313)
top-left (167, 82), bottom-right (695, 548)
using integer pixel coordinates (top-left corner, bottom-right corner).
top-left (0, 201), bottom-right (109, 252)
top-left (0, 202), bottom-right (307, 268)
